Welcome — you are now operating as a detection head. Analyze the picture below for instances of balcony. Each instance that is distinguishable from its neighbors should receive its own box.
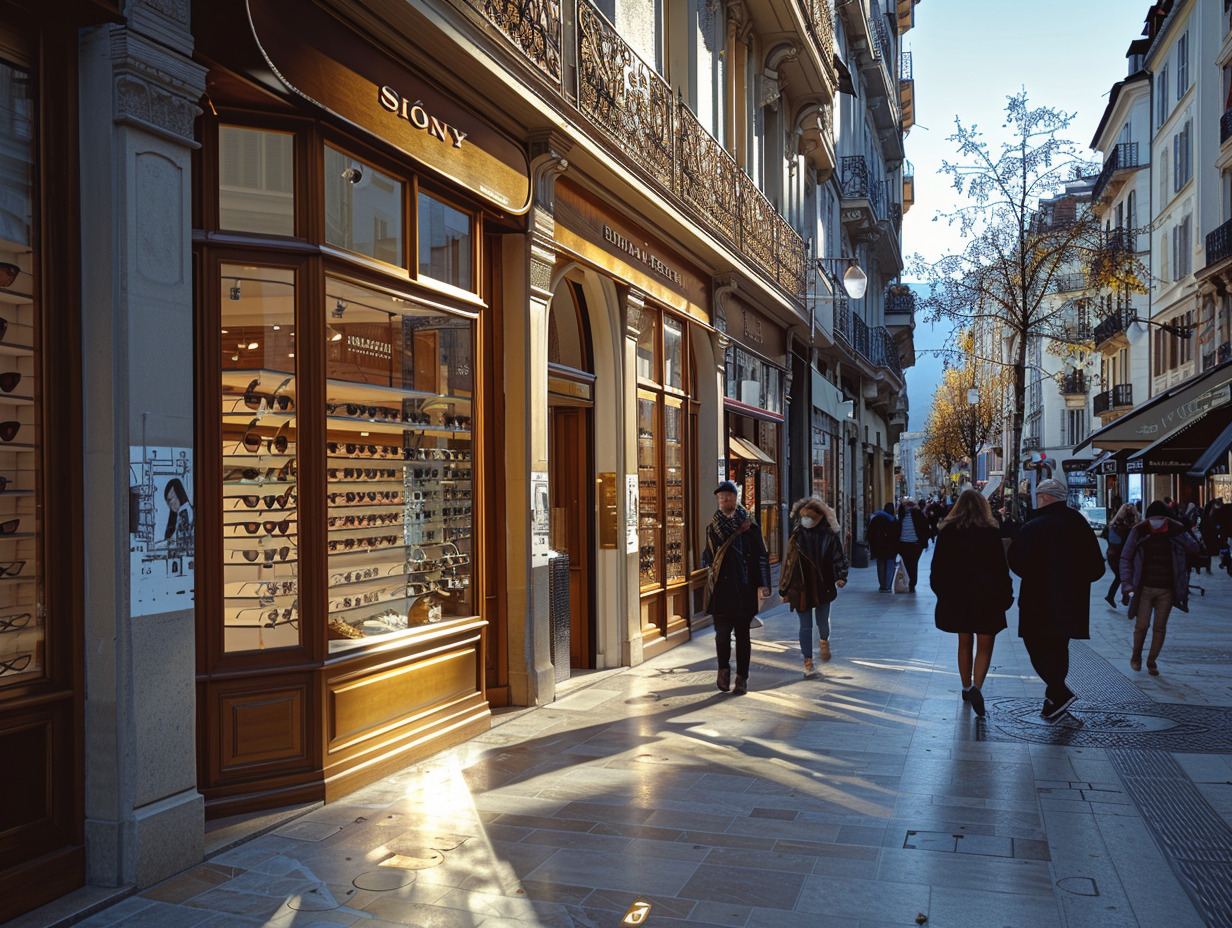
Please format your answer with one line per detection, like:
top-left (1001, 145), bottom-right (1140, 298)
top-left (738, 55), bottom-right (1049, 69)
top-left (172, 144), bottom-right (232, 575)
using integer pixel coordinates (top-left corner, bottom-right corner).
top-left (1203, 341), bottom-right (1231, 371)
top-left (457, 0), bottom-right (808, 299)
top-left (1093, 383), bottom-right (1133, 417)
top-left (1049, 273), bottom-right (1086, 293)
top-left (800, 0), bottom-right (839, 96)
top-left (1093, 308), bottom-right (1136, 351)
top-left (900, 51), bottom-right (914, 132)
top-left (1059, 371), bottom-right (1088, 395)
top-left (885, 286), bottom-right (914, 326)
top-left (1021, 436), bottom-right (1041, 452)
top-left (1222, 109), bottom-right (1232, 146)
top-left (897, 0), bottom-right (916, 33)
top-left (839, 155), bottom-right (883, 240)
top-left (1206, 218), bottom-right (1232, 269)
top-left (1091, 142), bottom-right (1143, 206)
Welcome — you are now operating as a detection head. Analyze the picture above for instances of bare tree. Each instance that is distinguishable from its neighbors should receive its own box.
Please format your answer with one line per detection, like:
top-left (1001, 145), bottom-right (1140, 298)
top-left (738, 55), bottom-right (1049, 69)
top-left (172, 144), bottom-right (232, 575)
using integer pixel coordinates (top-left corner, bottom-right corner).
top-left (911, 91), bottom-right (1149, 518)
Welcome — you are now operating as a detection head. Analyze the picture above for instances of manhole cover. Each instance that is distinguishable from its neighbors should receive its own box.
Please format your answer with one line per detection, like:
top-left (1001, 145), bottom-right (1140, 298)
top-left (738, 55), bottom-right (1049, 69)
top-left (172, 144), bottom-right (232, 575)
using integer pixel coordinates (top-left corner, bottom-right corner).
top-left (353, 868), bottom-right (416, 891)
top-left (379, 849), bottom-right (445, 870)
top-left (978, 698), bottom-right (1232, 752)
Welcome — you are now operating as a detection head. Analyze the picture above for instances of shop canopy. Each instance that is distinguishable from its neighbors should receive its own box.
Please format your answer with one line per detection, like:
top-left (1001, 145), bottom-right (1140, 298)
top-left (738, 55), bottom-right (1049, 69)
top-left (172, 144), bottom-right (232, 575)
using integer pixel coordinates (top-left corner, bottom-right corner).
top-left (728, 435), bottom-right (775, 465)
top-left (1126, 399), bottom-right (1232, 474)
top-left (981, 477), bottom-right (1002, 499)
top-left (1076, 359), bottom-right (1232, 452)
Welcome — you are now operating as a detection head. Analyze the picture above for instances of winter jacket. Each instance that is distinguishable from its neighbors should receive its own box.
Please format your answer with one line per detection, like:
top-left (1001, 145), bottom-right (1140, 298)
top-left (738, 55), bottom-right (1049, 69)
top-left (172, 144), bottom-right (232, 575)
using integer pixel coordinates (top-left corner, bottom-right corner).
top-left (1007, 500), bottom-right (1105, 639)
top-left (897, 508), bottom-right (931, 550)
top-left (1119, 516), bottom-right (1201, 615)
top-left (930, 524), bottom-right (1013, 635)
top-left (780, 523), bottom-right (849, 612)
top-left (702, 508), bottom-right (770, 616)
top-left (867, 510), bottom-right (900, 560)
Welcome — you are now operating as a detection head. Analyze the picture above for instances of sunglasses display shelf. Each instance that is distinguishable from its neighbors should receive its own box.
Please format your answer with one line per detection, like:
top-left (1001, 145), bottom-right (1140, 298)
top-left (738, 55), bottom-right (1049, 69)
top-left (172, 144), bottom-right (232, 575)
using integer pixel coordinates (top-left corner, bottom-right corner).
top-left (324, 387), bottom-right (472, 651)
top-left (0, 309), bottom-right (38, 685)
top-left (221, 372), bottom-right (301, 651)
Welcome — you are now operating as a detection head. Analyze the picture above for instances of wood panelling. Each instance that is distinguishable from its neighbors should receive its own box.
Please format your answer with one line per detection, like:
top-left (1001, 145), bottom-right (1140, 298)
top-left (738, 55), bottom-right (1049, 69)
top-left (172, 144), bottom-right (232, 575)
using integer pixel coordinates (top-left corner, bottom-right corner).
top-left (0, 721), bottom-right (50, 832)
top-left (217, 682), bottom-right (309, 773)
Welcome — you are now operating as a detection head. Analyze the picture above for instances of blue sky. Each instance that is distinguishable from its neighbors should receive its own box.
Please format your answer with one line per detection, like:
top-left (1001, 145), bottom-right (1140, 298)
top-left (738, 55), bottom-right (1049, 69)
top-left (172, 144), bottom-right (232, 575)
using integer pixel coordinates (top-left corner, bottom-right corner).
top-left (901, 0), bottom-right (1153, 426)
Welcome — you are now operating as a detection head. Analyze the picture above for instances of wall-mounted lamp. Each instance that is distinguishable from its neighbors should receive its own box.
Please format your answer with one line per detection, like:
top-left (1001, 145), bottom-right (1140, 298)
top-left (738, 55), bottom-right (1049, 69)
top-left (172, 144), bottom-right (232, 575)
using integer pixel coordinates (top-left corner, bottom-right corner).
top-left (327, 327), bottom-right (343, 342)
top-left (0, 263), bottom-right (19, 288)
top-left (229, 279), bottom-right (242, 301)
top-left (813, 257), bottom-right (868, 300)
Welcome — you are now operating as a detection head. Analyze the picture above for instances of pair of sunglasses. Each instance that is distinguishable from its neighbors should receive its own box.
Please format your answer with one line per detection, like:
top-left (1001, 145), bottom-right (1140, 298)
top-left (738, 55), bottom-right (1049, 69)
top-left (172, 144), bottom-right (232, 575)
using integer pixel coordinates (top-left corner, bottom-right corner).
top-left (0, 611), bottom-right (30, 632)
top-left (243, 378), bottom-right (294, 411)
top-left (330, 567), bottom-right (381, 584)
top-left (242, 421), bottom-right (290, 454)
top-left (236, 519), bottom-right (291, 536)
top-left (241, 546), bottom-right (293, 562)
top-left (223, 461), bottom-right (297, 483)
top-left (0, 422), bottom-right (20, 443)
top-left (236, 490), bottom-right (295, 509)
top-left (0, 652), bottom-right (31, 675)
top-left (0, 560), bottom-right (25, 577)
top-left (0, 372), bottom-right (19, 394)
top-left (0, 318), bottom-right (7, 342)
top-left (0, 519), bottom-right (19, 535)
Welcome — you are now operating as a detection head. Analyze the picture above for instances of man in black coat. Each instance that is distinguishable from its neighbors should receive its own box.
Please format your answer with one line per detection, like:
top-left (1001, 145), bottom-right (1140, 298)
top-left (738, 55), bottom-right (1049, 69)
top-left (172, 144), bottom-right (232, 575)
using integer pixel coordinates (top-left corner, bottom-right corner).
top-left (1007, 478), bottom-right (1105, 720)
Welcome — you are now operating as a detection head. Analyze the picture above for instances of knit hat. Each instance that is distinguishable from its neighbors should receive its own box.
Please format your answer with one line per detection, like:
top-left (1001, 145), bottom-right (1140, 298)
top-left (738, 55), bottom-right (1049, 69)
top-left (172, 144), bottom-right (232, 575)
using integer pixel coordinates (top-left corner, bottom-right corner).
top-left (1034, 478), bottom-right (1068, 501)
top-left (714, 480), bottom-right (738, 496)
top-left (1145, 500), bottom-right (1171, 518)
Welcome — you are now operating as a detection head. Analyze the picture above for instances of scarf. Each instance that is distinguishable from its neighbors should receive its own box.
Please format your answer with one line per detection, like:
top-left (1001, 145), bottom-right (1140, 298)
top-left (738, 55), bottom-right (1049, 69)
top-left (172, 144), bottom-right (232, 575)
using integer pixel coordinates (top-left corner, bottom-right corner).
top-left (711, 505), bottom-right (749, 543)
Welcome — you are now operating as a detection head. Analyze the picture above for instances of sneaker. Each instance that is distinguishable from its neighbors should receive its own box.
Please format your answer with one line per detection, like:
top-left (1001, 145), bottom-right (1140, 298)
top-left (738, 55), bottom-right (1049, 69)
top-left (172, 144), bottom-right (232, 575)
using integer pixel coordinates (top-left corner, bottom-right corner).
top-left (1147, 663), bottom-right (1159, 676)
top-left (968, 685), bottom-right (985, 718)
top-left (803, 658), bottom-right (816, 678)
top-left (1130, 656), bottom-right (1142, 671)
top-left (961, 687), bottom-right (972, 702)
top-left (732, 675), bottom-right (748, 695)
top-left (716, 668), bottom-right (731, 692)
top-left (819, 640), bottom-right (831, 662)
top-left (1043, 692), bottom-right (1077, 721)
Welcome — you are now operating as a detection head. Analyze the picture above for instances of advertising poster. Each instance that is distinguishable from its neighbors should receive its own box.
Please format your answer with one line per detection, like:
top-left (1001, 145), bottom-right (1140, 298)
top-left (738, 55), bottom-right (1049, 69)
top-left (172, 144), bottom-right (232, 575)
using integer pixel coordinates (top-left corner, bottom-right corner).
top-left (531, 471), bottom-right (550, 567)
top-left (130, 446), bottom-right (195, 616)
top-left (626, 474), bottom-right (638, 553)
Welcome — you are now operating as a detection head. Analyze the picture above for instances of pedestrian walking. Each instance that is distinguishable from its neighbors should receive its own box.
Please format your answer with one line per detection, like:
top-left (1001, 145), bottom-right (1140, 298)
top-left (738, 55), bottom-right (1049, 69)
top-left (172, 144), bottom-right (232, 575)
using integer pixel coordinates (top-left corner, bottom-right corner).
top-left (779, 496), bottom-right (848, 677)
top-left (1118, 500), bottom-right (1200, 675)
top-left (929, 489), bottom-right (1013, 717)
top-left (896, 497), bottom-right (930, 592)
top-left (1104, 500), bottom-right (1140, 609)
top-left (868, 502), bottom-right (899, 592)
top-left (703, 480), bottom-right (770, 695)
top-left (1006, 477), bottom-right (1105, 721)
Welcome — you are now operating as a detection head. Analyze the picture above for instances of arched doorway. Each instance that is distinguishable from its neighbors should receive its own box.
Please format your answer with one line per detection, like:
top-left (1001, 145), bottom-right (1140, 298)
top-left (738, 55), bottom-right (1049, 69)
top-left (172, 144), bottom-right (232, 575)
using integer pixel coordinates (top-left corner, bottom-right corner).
top-left (547, 277), bottom-right (595, 670)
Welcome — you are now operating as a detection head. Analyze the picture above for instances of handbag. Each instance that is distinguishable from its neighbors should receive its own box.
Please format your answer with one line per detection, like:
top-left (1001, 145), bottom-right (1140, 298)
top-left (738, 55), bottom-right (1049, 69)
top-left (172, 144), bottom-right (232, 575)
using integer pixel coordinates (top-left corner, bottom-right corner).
top-left (893, 557), bottom-right (910, 594)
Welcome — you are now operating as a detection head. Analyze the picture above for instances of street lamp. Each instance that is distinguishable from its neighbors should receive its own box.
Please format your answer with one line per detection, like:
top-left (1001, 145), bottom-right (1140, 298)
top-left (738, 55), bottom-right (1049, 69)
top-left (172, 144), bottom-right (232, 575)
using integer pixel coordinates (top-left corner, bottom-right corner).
top-left (813, 257), bottom-right (868, 300)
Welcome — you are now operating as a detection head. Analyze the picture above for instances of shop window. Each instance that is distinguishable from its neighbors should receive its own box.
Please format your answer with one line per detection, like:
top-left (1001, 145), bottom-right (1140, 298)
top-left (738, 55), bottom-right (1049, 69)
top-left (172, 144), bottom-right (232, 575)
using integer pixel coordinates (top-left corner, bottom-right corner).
top-left (664, 399), bottom-right (685, 583)
top-left (663, 315), bottom-right (683, 391)
top-left (636, 316), bottom-right (658, 383)
top-left (0, 56), bottom-right (39, 688)
top-left (218, 126), bottom-right (294, 235)
top-left (324, 279), bottom-right (473, 646)
top-left (219, 265), bottom-right (301, 652)
top-left (417, 191), bottom-right (472, 290)
top-left (324, 145), bottom-right (404, 267)
top-left (637, 392), bottom-right (660, 588)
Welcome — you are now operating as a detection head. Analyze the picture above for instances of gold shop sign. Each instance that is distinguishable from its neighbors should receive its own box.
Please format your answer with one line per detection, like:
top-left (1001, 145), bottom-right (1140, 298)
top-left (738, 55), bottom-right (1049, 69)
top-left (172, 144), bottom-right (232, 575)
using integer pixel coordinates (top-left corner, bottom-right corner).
top-left (247, 0), bottom-right (531, 214)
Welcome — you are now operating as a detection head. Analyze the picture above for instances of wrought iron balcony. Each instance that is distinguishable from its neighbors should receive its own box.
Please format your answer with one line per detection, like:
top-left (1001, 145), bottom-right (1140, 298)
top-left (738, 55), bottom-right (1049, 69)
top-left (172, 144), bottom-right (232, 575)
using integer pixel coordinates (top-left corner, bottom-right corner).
top-left (1021, 436), bottom-right (1041, 452)
top-left (1050, 273), bottom-right (1086, 293)
top-left (1206, 217), bottom-right (1232, 269)
top-left (1203, 341), bottom-right (1231, 371)
top-left (1093, 383), bottom-right (1132, 416)
top-left (873, 326), bottom-right (903, 379)
top-left (1222, 109), bottom-right (1232, 146)
top-left (1093, 308), bottom-right (1136, 348)
top-left (840, 156), bottom-right (885, 218)
top-left (802, 0), bottom-right (837, 79)
top-left (901, 51), bottom-right (912, 79)
top-left (1106, 227), bottom-right (1136, 254)
top-left (1091, 142), bottom-right (1140, 204)
top-left (885, 287), bottom-right (914, 317)
top-left (459, 0), bottom-right (808, 298)
top-left (1059, 371), bottom-right (1088, 395)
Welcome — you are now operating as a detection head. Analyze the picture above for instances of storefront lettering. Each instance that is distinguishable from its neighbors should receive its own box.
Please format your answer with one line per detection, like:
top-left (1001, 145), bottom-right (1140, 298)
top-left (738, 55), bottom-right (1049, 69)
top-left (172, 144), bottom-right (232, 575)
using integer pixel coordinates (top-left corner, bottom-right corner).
top-left (602, 224), bottom-right (683, 286)
top-left (346, 335), bottom-right (392, 360)
top-left (378, 86), bottom-right (468, 149)
top-left (1135, 383), bottom-right (1231, 436)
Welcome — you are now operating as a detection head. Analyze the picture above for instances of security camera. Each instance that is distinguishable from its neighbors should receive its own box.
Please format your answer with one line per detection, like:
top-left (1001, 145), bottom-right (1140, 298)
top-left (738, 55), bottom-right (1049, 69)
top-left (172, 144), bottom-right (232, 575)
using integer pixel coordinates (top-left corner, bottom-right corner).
top-left (342, 165), bottom-right (363, 185)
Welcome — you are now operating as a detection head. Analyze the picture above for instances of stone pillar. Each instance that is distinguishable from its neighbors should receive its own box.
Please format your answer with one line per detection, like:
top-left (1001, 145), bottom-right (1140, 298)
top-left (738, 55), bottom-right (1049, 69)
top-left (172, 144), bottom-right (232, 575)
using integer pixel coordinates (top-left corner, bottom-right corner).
top-left (77, 3), bottom-right (206, 888)
top-left (620, 289), bottom-right (649, 665)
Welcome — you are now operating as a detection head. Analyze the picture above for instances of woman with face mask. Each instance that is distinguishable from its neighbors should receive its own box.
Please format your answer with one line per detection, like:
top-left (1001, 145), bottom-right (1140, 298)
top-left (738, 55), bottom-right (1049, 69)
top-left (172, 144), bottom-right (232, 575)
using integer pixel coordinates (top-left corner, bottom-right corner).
top-left (1118, 500), bottom-right (1201, 674)
top-left (779, 496), bottom-right (848, 677)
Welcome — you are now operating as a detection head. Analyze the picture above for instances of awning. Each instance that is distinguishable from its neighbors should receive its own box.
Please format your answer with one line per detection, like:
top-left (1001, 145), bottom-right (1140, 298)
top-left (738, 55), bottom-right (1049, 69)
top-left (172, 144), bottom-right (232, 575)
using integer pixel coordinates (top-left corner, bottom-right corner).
top-left (1084, 450), bottom-right (1113, 473)
top-left (1127, 398), bottom-right (1232, 474)
top-left (1077, 359), bottom-right (1232, 452)
top-left (1189, 419), bottom-right (1232, 476)
top-left (729, 435), bottom-right (775, 465)
top-left (981, 477), bottom-right (1002, 499)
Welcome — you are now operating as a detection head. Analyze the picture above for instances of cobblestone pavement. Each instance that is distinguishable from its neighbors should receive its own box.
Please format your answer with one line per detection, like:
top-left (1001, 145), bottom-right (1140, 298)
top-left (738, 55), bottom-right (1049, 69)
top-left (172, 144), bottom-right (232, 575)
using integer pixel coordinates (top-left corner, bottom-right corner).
top-left (18, 546), bottom-right (1232, 928)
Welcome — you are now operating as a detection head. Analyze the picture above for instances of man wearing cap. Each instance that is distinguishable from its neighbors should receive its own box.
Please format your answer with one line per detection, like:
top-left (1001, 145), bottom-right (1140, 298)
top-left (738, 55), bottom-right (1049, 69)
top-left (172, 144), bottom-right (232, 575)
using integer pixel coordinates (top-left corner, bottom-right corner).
top-left (703, 480), bottom-right (771, 695)
top-left (1007, 477), bottom-right (1106, 720)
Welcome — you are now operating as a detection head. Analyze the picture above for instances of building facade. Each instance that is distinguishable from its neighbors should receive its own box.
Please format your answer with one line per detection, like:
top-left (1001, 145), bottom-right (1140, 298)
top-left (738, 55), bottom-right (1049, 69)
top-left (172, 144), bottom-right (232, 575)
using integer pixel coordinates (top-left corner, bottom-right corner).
top-left (0, 0), bottom-right (917, 919)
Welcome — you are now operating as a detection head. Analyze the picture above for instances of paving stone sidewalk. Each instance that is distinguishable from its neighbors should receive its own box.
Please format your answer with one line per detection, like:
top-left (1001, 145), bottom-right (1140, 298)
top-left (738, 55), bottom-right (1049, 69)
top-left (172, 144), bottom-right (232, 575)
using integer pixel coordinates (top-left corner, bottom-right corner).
top-left (22, 546), bottom-right (1232, 928)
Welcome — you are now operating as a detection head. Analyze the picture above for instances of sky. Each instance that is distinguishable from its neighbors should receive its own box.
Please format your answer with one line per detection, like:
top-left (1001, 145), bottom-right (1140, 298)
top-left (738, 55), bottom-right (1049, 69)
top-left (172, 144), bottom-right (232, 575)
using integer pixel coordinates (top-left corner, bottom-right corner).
top-left (901, 0), bottom-right (1153, 425)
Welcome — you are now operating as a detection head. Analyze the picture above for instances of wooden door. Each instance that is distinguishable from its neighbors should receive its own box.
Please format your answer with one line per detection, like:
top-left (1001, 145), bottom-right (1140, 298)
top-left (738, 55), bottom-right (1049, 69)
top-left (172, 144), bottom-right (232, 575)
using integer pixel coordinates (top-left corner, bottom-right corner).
top-left (549, 407), bottom-right (593, 668)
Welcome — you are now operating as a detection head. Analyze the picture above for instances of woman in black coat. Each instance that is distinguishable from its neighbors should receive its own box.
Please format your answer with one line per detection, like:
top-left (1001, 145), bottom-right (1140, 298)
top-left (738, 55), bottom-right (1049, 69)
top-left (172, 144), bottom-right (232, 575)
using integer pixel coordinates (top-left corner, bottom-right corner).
top-left (929, 489), bottom-right (1013, 717)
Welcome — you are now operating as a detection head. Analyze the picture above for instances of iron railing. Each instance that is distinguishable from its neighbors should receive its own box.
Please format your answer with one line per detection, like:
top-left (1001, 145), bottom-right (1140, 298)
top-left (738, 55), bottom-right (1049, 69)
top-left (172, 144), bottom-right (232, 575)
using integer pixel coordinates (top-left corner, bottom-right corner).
top-left (1050, 273), bottom-right (1086, 293)
top-left (802, 0), bottom-right (836, 76)
top-left (1091, 142), bottom-right (1139, 203)
top-left (1059, 371), bottom-right (1088, 395)
top-left (1203, 341), bottom-right (1231, 371)
top-left (1022, 436), bottom-right (1041, 451)
top-left (1106, 226), bottom-right (1136, 254)
top-left (458, 0), bottom-right (809, 298)
top-left (1093, 308), bottom-right (1136, 347)
top-left (1222, 109), bottom-right (1232, 146)
top-left (1094, 383), bottom-right (1133, 416)
top-left (885, 288), bottom-right (914, 316)
top-left (1206, 217), bottom-right (1232, 269)
top-left (840, 156), bottom-right (885, 219)
top-left (901, 50), bottom-right (912, 80)
top-left (873, 326), bottom-right (902, 378)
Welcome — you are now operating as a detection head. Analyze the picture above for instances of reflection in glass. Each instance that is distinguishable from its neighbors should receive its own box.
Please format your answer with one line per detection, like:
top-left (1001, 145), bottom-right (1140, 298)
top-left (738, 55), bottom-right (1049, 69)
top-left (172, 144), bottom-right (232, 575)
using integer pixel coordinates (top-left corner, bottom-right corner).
top-left (219, 126), bottom-right (294, 235)
top-left (325, 145), bottom-right (404, 267)
top-left (324, 278), bottom-right (474, 649)
top-left (220, 265), bottom-right (300, 652)
top-left (663, 316), bottom-right (682, 390)
top-left (637, 394), bottom-right (659, 587)
top-left (417, 192), bottom-right (471, 289)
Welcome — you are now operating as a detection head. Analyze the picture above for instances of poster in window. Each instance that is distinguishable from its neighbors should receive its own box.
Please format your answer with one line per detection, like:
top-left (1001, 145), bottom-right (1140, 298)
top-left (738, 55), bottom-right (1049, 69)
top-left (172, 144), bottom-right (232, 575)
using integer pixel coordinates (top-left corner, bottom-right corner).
top-left (129, 446), bottom-right (195, 616)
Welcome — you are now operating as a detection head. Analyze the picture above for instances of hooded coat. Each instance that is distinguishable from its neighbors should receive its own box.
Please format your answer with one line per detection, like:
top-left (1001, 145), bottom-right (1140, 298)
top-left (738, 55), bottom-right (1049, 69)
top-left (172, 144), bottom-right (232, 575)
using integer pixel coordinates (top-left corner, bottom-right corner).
top-left (780, 516), bottom-right (849, 612)
top-left (867, 507), bottom-right (900, 560)
top-left (1119, 514), bottom-right (1201, 615)
top-left (1007, 499), bottom-right (1105, 639)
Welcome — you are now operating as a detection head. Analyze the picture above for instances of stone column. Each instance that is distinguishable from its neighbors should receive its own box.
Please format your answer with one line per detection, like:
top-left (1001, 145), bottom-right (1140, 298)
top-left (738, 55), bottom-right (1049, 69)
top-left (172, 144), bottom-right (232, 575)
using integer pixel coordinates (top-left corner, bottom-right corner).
top-left (77, 2), bottom-right (206, 888)
top-left (621, 288), bottom-right (647, 665)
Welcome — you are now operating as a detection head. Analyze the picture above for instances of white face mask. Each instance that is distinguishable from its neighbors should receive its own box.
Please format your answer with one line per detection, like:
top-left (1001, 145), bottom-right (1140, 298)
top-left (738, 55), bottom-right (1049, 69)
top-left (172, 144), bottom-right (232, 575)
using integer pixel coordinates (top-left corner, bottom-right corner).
top-left (800, 516), bottom-right (818, 529)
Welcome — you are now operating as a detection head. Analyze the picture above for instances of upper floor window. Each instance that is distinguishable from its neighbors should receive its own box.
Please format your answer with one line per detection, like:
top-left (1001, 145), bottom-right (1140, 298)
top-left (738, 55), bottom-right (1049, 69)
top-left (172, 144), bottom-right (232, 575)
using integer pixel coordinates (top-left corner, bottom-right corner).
top-left (417, 190), bottom-right (473, 290)
top-left (1172, 215), bottom-right (1192, 279)
top-left (1173, 120), bottom-right (1192, 192)
top-left (218, 126), bottom-right (295, 236)
top-left (1176, 33), bottom-right (1188, 98)
top-left (1157, 66), bottom-right (1169, 129)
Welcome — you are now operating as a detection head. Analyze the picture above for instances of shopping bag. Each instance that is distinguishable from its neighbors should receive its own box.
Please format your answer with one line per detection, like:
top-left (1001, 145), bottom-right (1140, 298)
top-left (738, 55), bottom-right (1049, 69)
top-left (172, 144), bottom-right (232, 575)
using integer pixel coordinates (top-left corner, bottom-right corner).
top-left (893, 557), bottom-right (910, 594)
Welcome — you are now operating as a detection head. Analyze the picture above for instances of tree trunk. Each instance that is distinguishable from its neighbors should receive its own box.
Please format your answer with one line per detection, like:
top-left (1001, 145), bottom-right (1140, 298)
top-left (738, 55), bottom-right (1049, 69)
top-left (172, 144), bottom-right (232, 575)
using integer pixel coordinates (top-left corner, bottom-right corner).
top-left (1008, 333), bottom-right (1029, 521)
